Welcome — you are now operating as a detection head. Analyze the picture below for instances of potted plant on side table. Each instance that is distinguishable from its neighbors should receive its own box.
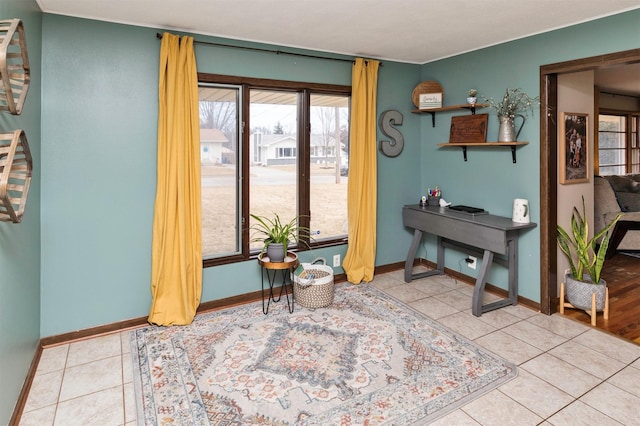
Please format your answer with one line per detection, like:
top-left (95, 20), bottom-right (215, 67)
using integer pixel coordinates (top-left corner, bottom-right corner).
top-left (250, 213), bottom-right (310, 262)
top-left (557, 196), bottom-right (621, 325)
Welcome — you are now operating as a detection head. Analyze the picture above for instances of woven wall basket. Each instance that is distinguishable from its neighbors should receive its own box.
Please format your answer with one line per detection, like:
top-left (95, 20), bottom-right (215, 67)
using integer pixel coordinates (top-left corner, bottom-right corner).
top-left (0, 130), bottom-right (33, 223)
top-left (0, 19), bottom-right (30, 115)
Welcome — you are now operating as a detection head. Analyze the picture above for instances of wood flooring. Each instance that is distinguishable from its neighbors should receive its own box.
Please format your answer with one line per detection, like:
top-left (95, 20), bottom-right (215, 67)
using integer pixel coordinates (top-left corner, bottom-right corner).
top-left (560, 251), bottom-right (640, 344)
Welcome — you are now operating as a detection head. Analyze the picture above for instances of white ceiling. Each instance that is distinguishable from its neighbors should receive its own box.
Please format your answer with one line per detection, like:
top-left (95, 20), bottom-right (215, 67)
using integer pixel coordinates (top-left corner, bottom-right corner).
top-left (595, 63), bottom-right (640, 95)
top-left (34, 0), bottom-right (640, 94)
top-left (36, 0), bottom-right (640, 64)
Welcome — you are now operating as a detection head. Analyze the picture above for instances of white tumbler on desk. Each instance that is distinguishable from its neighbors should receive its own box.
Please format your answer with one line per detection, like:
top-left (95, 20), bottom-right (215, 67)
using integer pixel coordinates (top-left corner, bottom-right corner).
top-left (512, 199), bottom-right (530, 223)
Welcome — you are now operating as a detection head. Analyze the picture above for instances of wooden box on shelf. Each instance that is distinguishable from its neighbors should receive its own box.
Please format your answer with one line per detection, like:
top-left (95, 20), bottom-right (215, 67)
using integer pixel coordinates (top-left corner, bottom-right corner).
top-left (0, 130), bottom-right (33, 223)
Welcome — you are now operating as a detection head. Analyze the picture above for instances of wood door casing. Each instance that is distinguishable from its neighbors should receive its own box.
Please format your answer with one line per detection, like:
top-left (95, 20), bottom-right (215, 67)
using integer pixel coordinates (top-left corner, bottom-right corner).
top-left (538, 48), bottom-right (640, 315)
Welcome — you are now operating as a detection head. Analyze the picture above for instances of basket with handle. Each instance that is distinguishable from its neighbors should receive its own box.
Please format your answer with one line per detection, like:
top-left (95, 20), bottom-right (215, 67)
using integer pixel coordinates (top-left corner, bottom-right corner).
top-left (292, 257), bottom-right (334, 308)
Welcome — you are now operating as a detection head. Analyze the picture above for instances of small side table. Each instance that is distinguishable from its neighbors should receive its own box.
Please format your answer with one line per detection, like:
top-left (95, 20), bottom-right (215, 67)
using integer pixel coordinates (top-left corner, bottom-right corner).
top-left (258, 251), bottom-right (299, 314)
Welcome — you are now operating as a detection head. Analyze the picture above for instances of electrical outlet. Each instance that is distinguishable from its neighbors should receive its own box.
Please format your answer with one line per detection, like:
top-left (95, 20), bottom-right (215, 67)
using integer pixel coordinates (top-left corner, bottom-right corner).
top-left (467, 256), bottom-right (477, 270)
top-left (333, 254), bottom-right (341, 267)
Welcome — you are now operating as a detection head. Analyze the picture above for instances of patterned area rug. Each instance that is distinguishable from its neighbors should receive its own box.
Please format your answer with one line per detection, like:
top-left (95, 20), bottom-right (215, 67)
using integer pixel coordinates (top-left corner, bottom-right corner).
top-left (131, 284), bottom-right (516, 425)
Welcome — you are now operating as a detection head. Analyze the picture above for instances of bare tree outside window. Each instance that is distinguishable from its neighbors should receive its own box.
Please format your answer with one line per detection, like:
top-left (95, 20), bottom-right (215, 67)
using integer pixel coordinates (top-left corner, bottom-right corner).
top-left (198, 78), bottom-right (350, 264)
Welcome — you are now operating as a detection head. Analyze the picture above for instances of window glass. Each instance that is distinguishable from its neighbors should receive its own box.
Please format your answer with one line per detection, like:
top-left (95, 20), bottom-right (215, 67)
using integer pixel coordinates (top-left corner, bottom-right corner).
top-left (199, 85), bottom-right (240, 259)
top-left (309, 94), bottom-right (349, 241)
top-left (249, 89), bottom-right (298, 251)
top-left (598, 114), bottom-right (626, 176)
top-left (198, 76), bottom-right (351, 265)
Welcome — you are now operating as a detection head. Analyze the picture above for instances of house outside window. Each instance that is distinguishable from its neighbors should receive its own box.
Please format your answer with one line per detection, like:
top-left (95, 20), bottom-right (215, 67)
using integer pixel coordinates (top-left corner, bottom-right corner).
top-left (276, 147), bottom-right (296, 158)
top-left (198, 75), bottom-right (350, 266)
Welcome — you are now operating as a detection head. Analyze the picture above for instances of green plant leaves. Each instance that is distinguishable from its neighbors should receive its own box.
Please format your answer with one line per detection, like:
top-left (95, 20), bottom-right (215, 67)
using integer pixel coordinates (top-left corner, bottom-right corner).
top-left (556, 196), bottom-right (620, 284)
top-left (249, 213), bottom-right (312, 255)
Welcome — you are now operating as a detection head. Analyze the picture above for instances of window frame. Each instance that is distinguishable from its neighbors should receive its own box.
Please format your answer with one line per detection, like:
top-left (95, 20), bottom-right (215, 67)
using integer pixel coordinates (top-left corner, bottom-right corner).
top-left (198, 73), bottom-right (351, 268)
top-left (597, 109), bottom-right (640, 175)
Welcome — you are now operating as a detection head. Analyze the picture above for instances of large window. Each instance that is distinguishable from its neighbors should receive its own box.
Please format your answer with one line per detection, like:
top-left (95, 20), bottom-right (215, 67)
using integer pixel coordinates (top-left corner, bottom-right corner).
top-left (598, 113), bottom-right (639, 175)
top-left (199, 75), bottom-right (350, 265)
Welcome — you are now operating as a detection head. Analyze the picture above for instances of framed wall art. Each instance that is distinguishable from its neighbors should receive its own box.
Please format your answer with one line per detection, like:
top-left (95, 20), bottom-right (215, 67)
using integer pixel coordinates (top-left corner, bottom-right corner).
top-left (560, 112), bottom-right (589, 184)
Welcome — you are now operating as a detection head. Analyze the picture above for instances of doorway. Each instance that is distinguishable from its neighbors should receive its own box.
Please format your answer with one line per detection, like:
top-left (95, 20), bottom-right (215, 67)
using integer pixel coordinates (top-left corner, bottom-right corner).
top-left (538, 48), bottom-right (640, 316)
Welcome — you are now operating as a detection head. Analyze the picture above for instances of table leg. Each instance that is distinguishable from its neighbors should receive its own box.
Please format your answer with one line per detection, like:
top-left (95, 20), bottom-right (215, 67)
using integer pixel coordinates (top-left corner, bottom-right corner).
top-left (404, 229), bottom-right (443, 282)
top-left (606, 221), bottom-right (640, 259)
top-left (436, 236), bottom-right (445, 271)
top-left (262, 267), bottom-right (295, 314)
top-left (472, 241), bottom-right (519, 316)
top-left (261, 266), bottom-right (273, 314)
top-left (278, 269), bottom-right (294, 314)
top-left (404, 229), bottom-right (423, 282)
top-left (472, 249), bottom-right (494, 316)
top-left (506, 238), bottom-right (518, 306)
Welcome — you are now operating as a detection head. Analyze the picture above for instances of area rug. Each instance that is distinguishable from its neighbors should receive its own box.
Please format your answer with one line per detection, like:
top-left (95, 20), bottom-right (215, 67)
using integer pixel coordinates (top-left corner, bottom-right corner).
top-left (131, 283), bottom-right (516, 425)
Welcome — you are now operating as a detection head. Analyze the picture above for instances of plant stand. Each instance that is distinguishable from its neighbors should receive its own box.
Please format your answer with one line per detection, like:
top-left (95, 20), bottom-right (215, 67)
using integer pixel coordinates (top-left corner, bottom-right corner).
top-left (258, 251), bottom-right (298, 314)
top-left (559, 281), bottom-right (609, 326)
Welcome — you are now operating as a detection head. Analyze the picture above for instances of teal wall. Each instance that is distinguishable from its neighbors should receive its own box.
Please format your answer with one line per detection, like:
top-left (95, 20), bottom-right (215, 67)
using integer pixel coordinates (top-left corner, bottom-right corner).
top-left (41, 17), bottom-right (159, 337)
top-left (40, 14), bottom-right (421, 336)
top-left (38, 10), bottom-right (639, 339)
top-left (0, 1), bottom-right (42, 423)
top-left (0, 6), bottom-right (636, 419)
top-left (416, 11), bottom-right (640, 302)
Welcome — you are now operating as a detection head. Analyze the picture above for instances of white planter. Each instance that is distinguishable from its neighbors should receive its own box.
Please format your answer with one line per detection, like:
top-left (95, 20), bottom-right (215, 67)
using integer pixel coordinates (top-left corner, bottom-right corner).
top-left (565, 274), bottom-right (607, 311)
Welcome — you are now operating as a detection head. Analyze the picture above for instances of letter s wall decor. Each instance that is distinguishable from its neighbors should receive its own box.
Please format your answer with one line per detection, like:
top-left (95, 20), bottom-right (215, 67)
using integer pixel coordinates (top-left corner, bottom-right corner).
top-left (378, 110), bottom-right (404, 157)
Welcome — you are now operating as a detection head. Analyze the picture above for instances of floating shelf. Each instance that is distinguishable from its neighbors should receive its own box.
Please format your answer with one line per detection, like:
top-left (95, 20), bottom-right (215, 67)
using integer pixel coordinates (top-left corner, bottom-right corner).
top-left (0, 130), bottom-right (33, 223)
top-left (0, 19), bottom-right (30, 115)
top-left (437, 142), bottom-right (528, 163)
top-left (412, 103), bottom-right (489, 127)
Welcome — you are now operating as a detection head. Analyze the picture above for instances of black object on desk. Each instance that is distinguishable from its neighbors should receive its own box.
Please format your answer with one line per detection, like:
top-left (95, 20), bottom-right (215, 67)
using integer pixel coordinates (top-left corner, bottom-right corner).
top-left (448, 205), bottom-right (487, 215)
top-left (402, 204), bottom-right (536, 316)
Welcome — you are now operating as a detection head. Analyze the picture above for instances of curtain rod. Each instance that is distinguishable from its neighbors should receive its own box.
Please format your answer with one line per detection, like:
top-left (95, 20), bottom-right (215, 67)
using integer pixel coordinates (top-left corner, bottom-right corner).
top-left (155, 33), bottom-right (382, 66)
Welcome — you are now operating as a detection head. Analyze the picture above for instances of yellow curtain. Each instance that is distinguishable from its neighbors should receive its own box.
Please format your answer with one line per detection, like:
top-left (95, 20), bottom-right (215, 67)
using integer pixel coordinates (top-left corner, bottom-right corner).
top-left (148, 33), bottom-right (202, 326)
top-left (343, 58), bottom-right (379, 284)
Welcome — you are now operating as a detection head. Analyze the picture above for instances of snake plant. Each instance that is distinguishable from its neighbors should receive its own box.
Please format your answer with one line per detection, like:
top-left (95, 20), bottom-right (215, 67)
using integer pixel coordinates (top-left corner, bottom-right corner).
top-left (557, 196), bottom-right (621, 284)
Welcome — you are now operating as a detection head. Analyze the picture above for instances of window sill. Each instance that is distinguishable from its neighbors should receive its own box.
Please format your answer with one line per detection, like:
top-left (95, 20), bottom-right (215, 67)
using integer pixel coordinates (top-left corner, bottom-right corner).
top-left (203, 238), bottom-right (348, 268)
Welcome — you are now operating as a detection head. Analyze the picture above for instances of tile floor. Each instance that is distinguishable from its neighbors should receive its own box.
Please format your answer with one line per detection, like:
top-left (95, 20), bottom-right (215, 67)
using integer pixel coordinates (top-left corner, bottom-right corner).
top-left (18, 269), bottom-right (640, 425)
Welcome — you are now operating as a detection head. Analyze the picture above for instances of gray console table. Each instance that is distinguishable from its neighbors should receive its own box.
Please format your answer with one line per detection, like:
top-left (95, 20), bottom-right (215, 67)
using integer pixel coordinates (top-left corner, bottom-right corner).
top-left (402, 204), bottom-right (536, 316)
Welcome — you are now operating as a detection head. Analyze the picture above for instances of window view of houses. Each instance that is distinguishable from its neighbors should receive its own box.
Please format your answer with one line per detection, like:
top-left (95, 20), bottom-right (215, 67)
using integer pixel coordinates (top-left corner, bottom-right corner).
top-left (199, 85), bottom-right (350, 259)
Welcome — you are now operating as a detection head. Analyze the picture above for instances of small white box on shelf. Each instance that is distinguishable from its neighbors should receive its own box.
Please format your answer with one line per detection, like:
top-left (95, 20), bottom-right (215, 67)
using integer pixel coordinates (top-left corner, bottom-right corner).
top-left (419, 92), bottom-right (442, 109)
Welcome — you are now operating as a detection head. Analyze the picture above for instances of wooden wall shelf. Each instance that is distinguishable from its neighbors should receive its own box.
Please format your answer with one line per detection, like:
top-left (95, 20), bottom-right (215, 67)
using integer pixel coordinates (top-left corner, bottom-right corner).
top-left (437, 142), bottom-right (528, 163)
top-left (412, 103), bottom-right (489, 127)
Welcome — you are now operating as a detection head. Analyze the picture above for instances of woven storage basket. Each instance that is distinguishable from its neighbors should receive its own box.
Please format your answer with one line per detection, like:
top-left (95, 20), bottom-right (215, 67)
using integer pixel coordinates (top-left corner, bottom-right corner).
top-left (292, 258), bottom-right (334, 308)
